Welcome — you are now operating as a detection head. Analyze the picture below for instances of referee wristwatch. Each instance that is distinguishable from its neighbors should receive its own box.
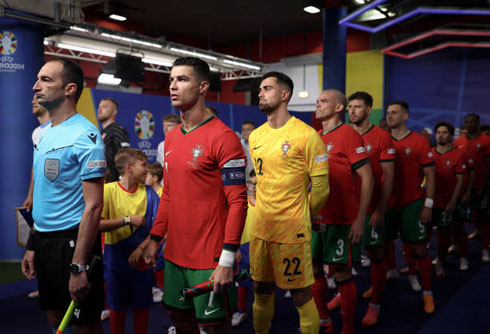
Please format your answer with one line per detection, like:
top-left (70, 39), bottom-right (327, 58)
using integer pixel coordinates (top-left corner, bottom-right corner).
top-left (69, 263), bottom-right (88, 274)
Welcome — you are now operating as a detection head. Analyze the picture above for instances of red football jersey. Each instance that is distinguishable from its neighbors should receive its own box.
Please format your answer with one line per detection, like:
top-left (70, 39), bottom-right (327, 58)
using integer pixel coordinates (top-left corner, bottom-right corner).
top-left (150, 117), bottom-right (248, 269)
top-left (454, 134), bottom-right (490, 189)
top-left (318, 123), bottom-right (370, 225)
top-left (433, 147), bottom-right (466, 208)
top-left (390, 131), bottom-right (434, 208)
top-left (361, 125), bottom-right (396, 214)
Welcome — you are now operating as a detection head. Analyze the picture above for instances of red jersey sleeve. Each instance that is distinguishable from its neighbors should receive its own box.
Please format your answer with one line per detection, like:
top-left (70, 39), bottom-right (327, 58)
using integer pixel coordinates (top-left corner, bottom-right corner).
top-left (419, 136), bottom-right (435, 166)
top-left (345, 129), bottom-right (370, 169)
top-left (379, 131), bottom-right (396, 162)
top-left (215, 129), bottom-right (248, 251)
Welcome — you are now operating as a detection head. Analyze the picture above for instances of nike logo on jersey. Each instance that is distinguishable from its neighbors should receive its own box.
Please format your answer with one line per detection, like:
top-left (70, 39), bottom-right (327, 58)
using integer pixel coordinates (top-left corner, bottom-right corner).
top-left (332, 257), bottom-right (343, 262)
top-left (165, 150), bottom-right (173, 156)
top-left (204, 307), bottom-right (221, 315)
top-left (253, 145), bottom-right (263, 150)
top-left (287, 278), bottom-right (299, 282)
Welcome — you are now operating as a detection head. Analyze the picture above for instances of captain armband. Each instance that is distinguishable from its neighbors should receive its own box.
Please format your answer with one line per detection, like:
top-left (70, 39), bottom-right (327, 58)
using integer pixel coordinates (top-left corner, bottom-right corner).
top-left (221, 159), bottom-right (246, 186)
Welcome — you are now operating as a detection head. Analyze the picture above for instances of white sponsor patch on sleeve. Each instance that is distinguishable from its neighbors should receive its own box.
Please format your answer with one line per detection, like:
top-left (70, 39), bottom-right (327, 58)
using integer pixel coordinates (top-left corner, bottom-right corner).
top-left (428, 152), bottom-right (434, 158)
top-left (223, 159), bottom-right (246, 168)
top-left (87, 160), bottom-right (107, 169)
top-left (356, 147), bottom-right (366, 154)
top-left (315, 154), bottom-right (328, 162)
top-left (462, 164), bottom-right (466, 169)
top-left (387, 148), bottom-right (396, 154)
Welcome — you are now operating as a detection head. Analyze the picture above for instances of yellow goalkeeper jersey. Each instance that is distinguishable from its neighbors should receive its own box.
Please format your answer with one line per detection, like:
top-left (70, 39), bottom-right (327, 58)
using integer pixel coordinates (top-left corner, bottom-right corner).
top-left (249, 116), bottom-right (328, 244)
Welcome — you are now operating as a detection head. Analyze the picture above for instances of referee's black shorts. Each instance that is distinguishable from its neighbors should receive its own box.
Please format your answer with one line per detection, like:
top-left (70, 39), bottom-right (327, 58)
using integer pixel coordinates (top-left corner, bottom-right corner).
top-left (34, 227), bottom-right (104, 325)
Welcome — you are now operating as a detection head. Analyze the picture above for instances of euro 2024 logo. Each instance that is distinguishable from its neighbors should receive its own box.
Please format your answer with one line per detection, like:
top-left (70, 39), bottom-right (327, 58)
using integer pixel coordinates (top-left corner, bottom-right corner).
top-left (0, 31), bottom-right (17, 55)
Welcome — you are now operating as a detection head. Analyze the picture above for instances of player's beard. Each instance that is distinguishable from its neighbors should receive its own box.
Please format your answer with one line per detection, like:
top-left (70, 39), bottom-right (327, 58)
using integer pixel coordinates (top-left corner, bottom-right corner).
top-left (351, 113), bottom-right (367, 126)
top-left (259, 100), bottom-right (280, 114)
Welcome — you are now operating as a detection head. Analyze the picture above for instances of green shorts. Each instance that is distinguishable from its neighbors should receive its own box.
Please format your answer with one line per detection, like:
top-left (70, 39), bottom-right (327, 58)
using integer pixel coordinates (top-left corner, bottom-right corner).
top-left (432, 208), bottom-right (454, 228)
top-left (311, 225), bottom-right (360, 267)
top-left (362, 214), bottom-right (384, 248)
top-left (385, 198), bottom-right (427, 243)
top-left (469, 188), bottom-right (490, 211)
top-left (163, 261), bottom-right (237, 324)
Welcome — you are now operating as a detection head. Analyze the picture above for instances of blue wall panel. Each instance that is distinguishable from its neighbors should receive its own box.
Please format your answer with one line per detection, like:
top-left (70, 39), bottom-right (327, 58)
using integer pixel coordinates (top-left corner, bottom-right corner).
top-left (386, 48), bottom-right (490, 133)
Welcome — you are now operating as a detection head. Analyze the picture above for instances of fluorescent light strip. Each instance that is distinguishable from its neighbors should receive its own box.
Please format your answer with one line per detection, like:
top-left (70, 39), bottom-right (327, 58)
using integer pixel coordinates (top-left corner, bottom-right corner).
top-left (57, 43), bottom-right (116, 57)
top-left (70, 26), bottom-right (89, 33)
top-left (109, 14), bottom-right (127, 21)
top-left (100, 32), bottom-right (162, 49)
top-left (222, 59), bottom-right (261, 71)
top-left (98, 73), bottom-right (121, 85)
top-left (143, 58), bottom-right (173, 67)
top-left (304, 6), bottom-right (320, 14)
top-left (169, 47), bottom-right (218, 61)
top-left (340, 4), bottom-right (490, 34)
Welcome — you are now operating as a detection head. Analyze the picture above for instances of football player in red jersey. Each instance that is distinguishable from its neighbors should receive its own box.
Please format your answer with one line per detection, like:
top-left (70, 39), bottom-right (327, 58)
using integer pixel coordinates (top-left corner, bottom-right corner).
top-left (313, 89), bottom-right (374, 334)
top-left (348, 92), bottom-right (395, 327)
top-left (385, 101), bottom-right (436, 314)
top-left (144, 57), bottom-right (248, 334)
top-left (431, 122), bottom-right (466, 277)
top-left (454, 113), bottom-right (490, 262)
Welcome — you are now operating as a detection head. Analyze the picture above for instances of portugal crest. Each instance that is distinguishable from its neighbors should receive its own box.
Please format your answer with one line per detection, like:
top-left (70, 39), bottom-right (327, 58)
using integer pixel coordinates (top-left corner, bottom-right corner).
top-left (188, 144), bottom-right (204, 168)
top-left (281, 141), bottom-right (291, 155)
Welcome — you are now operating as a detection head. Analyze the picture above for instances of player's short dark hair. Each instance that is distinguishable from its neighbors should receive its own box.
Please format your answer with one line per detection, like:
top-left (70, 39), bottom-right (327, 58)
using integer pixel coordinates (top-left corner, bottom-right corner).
top-left (435, 121), bottom-right (455, 136)
top-left (148, 162), bottom-right (163, 182)
top-left (49, 58), bottom-right (84, 101)
top-left (388, 100), bottom-right (409, 113)
top-left (262, 71), bottom-right (294, 102)
top-left (465, 113), bottom-right (480, 122)
top-left (249, 169), bottom-right (256, 178)
top-left (115, 148), bottom-right (147, 176)
top-left (162, 113), bottom-right (182, 124)
top-left (206, 105), bottom-right (218, 116)
top-left (101, 97), bottom-right (118, 109)
top-left (172, 57), bottom-right (211, 83)
top-left (348, 91), bottom-right (373, 108)
top-left (242, 121), bottom-right (255, 127)
top-left (479, 124), bottom-right (490, 132)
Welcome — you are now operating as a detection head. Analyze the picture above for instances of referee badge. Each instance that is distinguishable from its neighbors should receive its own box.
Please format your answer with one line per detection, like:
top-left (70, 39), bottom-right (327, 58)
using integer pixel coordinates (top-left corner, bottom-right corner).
top-left (44, 158), bottom-right (60, 182)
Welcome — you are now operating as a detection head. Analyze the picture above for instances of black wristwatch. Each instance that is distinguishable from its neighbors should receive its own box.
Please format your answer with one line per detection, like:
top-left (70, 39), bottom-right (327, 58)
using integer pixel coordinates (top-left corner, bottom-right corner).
top-left (69, 263), bottom-right (88, 274)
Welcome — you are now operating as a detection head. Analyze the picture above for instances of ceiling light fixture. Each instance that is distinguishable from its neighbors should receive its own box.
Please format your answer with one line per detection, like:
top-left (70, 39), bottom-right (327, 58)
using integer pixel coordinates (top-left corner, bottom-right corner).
top-left (70, 25), bottom-right (89, 33)
top-left (100, 32), bottom-right (162, 48)
top-left (142, 58), bottom-right (173, 67)
top-left (97, 73), bottom-right (121, 85)
top-left (354, 0), bottom-right (366, 4)
top-left (222, 59), bottom-right (261, 71)
top-left (169, 47), bottom-right (218, 61)
top-left (109, 14), bottom-right (127, 22)
top-left (57, 42), bottom-right (116, 57)
top-left (304, 6), bottom-right (321, 14)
